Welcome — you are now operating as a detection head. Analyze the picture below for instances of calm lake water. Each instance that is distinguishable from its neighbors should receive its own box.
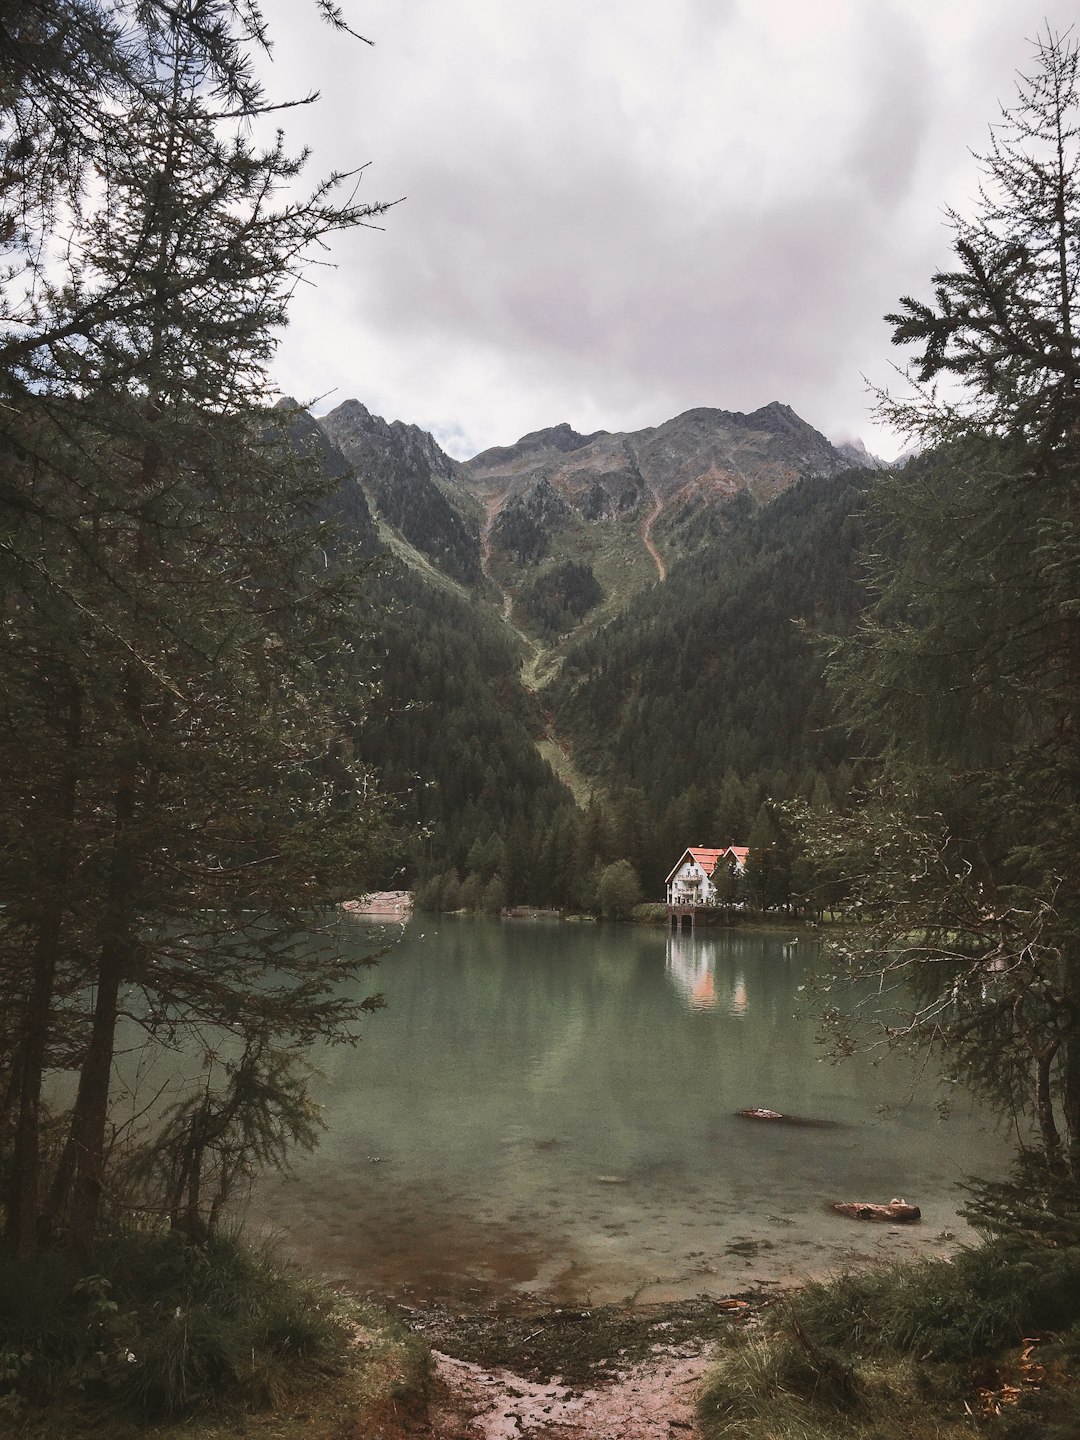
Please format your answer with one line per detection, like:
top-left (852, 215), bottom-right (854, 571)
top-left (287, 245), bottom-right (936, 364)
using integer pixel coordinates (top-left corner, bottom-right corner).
top-left (246, 915), bottom-right (1011, 1307)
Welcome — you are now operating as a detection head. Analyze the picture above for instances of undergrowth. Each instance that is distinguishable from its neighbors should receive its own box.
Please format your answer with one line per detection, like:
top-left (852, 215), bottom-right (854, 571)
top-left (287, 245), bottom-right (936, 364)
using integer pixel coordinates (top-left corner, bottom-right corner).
top-left (0, 1225), bottom-right (430, 1426)
top-left (698, 1240), bottom-right (1080, 1440)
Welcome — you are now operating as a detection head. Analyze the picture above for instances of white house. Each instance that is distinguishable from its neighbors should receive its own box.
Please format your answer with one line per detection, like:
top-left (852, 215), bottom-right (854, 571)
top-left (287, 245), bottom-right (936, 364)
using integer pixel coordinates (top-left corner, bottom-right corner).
top-left (665, 845), bottom-right (749, 907)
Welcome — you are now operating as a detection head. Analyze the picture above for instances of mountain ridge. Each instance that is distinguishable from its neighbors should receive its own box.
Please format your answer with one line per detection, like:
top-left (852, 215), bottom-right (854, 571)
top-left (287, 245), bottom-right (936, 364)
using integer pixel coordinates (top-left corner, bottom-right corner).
top-left (310, 394), bottom-right (882, 654)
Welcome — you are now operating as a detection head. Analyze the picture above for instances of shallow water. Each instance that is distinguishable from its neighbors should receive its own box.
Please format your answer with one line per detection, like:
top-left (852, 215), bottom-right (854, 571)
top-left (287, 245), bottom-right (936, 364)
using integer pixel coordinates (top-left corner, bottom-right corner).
top-left (245, 915), bottom-right (1011, 1306)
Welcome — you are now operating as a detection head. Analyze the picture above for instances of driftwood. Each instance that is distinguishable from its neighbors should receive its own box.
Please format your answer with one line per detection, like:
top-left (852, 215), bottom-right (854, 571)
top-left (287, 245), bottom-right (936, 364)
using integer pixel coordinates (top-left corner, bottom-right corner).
top-left (831, 1199), bottom-right (921, 1224)
top-left (737, 1108), bottom-right (841, 1128)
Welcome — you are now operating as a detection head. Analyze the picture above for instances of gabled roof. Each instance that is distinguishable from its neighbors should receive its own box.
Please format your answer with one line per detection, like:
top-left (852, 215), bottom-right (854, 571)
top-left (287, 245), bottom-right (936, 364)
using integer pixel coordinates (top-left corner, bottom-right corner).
top-left (665, 847), bottom-right (725, 884)
top-left (665, 845), bottom-right (749, 885)
top-left (689, 847), bottom-right (726, 873)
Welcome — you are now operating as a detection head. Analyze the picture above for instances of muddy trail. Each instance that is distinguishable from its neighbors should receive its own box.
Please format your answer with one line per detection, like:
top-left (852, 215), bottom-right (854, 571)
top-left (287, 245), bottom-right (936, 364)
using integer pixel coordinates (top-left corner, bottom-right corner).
top-left (394, 1296), bottom-right (760, 1439)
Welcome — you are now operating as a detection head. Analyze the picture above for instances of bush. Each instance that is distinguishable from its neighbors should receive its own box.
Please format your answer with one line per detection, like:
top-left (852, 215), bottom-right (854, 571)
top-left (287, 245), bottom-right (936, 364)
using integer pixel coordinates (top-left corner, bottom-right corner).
top-left (597, 859), bottom-right (642, 919)
top-left (699, 1241), bottom-right (1080, 1440)
top-left (0, 1227), bottom-right (353, 1418)
top-left (790, 1241), bottom-right (1080, 1362)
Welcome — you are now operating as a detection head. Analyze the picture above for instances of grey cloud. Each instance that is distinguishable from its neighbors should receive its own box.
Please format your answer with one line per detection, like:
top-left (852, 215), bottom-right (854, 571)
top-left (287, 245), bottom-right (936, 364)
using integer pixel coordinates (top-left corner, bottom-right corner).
top-left (262, 0), bottom-right (1080, 459)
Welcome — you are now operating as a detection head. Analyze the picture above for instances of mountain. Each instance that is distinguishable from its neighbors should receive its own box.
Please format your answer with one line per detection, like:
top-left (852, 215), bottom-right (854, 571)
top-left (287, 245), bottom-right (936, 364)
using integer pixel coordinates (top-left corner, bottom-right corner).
top-left (317, 398), bottom-right (485, 587)
top-left (303, 393), bottom-right (881, 911)
top-left (456, 402), bottom-right (859, 639)
top-left (833, 437), bottom-right (890, 471)
top-left (275, 398), bottom-right (380, 552)
top-left (464, 402), bottom-right (850, 504)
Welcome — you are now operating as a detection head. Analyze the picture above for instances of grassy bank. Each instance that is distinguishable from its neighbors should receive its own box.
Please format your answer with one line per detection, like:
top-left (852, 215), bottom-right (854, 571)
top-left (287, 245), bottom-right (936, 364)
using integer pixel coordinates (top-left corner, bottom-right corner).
top-left (0, 1227), bottom-right (431, 1438)
top-left (697, 1239), bottom-right (1080, 1439)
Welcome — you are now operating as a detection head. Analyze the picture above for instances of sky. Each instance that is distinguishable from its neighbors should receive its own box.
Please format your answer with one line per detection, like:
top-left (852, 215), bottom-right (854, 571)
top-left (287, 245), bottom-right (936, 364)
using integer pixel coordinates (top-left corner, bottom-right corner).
top-left (256, 0), bottom-right (1078, 461)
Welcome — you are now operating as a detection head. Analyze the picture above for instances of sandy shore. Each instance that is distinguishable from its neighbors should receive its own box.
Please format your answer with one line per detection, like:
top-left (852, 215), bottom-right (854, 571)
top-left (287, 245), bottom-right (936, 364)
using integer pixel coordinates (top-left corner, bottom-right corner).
top-left (341, 890), bottom-right (414, 918)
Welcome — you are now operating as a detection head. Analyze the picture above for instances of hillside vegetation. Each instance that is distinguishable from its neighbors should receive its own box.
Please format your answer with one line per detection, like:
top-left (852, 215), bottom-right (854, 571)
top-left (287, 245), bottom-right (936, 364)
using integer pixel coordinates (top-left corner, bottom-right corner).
top-left (317, 394), bottom-right (877, 912)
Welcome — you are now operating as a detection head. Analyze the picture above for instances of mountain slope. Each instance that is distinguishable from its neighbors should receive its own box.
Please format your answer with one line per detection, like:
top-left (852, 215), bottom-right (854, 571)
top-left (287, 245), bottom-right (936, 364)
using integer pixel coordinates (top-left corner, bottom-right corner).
top-left (547, 467), bottom-right (873, 892)
top-left (301, 392), bottom-right (881, 908)
top-left (459, 402), bottom-right (859, 643)
top-left (318, 399), bottom-right (485, 587)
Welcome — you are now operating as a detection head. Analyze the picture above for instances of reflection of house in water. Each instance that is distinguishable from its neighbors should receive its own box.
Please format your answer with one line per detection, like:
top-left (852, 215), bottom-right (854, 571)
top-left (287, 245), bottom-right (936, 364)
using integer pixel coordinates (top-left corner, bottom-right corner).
top-left (665, 932), bottom-right (751, 1016)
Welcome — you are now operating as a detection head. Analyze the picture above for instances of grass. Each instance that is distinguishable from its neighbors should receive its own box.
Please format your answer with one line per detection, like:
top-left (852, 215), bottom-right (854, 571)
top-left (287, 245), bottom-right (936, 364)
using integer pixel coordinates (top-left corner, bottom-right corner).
top-left (0, 1226), bottom-right (432, 1434)
top-left (697, 1240), bottom-right (1080, 1440)
top-left (9, 1217), bottom-right (1080, 1440)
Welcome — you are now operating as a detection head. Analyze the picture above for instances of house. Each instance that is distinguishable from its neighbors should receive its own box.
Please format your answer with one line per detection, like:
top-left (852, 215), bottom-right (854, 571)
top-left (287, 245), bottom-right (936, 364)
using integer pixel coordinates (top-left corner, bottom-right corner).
top-left (665, 845), bottom-right (749, 925)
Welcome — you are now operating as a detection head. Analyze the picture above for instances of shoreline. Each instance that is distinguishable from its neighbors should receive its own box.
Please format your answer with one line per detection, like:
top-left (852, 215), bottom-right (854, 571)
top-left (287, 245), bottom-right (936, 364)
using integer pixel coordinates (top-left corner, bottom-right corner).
top-left (340, 889), bottom-right (413, 918)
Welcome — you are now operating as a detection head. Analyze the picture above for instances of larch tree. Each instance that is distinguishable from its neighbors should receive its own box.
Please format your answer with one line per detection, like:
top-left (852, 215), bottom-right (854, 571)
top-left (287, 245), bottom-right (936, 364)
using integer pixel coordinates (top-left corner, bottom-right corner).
top-left (1, 0), bottom-right (394, 1257)
top-left (811, 29), bottom-right (1080, 1204)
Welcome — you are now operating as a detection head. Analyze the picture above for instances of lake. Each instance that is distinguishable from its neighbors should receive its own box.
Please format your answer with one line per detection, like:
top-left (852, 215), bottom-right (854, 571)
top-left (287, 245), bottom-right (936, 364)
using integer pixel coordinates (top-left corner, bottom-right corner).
top-left (248, 914), bottom-right (1010, 1307)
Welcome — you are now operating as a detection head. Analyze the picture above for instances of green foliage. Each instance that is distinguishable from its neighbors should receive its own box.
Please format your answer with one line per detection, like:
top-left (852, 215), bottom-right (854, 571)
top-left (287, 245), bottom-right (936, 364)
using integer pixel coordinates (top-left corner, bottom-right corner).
top-left (961, 1152), bottom-right (1080, 1248)
top-left (788, 1241), bottom-right (1080, 1364)
top-left (516, 559), bottom-right (604, 639)
top-left (550, 467), bottom-right (872, 897)
top-left (0, 1), bottom-right (394, 1256)
top-left (799, 28), bottom-right (1080, 1184)
top-left (699, 1241), bottom-right (1080, 1439)
top-left (354, 558), bottom-right (576, 896)
top-left (0, 1228), bottom-right (354, 1418)
top-left (490, 479), bottom-right (573, 563)
top-left (596, 859), bottom-right (643, 919)
top-left (130, 1041), bottom-right (326, 1239)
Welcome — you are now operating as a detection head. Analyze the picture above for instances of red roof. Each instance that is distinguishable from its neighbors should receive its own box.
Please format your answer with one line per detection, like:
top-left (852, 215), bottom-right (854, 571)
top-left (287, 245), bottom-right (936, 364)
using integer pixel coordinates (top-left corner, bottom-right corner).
top-left (666, 845), bottom-right (748, 885)
top-left (688, 847), bottom-right (725, 873)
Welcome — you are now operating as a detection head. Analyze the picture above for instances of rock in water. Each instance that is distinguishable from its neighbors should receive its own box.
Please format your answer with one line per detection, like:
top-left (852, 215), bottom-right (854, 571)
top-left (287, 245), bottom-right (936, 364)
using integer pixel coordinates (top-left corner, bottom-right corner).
top-left (831, 1199), bottom-right (921, 1224)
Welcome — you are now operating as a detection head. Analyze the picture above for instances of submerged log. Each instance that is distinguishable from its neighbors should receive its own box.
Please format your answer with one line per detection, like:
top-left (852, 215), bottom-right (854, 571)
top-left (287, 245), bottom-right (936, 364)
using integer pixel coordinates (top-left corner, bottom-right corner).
top-left (736, 1108), bottom-right (840, 1128)
top-left (831, 1199), bottom-right (921, 1224)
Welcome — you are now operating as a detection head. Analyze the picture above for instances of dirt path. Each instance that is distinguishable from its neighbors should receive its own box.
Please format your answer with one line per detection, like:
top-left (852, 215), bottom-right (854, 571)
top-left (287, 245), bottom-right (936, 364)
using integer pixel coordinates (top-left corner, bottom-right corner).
top-left (640, 486), bottom-right (666, 581)
top-left (425, 1348), bottom-right (710, 1438)
top-left (391, 1295), bottom-right (754, 1440)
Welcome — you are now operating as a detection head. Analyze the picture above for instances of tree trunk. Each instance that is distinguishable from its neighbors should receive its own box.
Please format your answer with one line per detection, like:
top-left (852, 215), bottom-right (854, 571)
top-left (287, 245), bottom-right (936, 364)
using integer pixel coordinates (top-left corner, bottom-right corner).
top-left (64, 670), bottom-right (143, 1258)
top-left (1034, 1040), bottom-right (1065, 1174)
top-left (6, 683), bottom-right (81, 1256)
top-left (1062, 950), bottom-right (1080, 1176)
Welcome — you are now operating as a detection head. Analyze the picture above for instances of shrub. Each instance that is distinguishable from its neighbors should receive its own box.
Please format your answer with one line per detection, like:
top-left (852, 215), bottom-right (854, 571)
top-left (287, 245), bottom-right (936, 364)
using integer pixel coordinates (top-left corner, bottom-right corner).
top-left (790, 1241), bottom-right (1080, 1362)
top-left (0, 1226), bottom-right (352, 1418)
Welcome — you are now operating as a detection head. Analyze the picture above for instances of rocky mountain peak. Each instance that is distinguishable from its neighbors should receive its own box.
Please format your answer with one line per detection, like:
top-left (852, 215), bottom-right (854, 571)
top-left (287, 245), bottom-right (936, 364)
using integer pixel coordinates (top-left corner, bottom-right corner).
top-left (316, 398), bottom-right (482, 587)
top-left (466, 422), bottom-right (606, 476)
top-left (833, 436), bottom-right (891, 471)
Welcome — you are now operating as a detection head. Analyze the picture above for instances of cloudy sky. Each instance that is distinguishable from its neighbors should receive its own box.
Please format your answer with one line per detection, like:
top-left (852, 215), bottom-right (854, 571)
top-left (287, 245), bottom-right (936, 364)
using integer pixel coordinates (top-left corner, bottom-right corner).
top-left (257, 0), bottom-right (1077, 460)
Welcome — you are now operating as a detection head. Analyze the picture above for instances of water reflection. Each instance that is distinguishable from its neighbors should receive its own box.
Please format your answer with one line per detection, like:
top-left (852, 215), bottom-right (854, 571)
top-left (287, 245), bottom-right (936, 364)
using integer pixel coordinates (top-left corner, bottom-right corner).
top-left (730, 974), bottom-right (748, 1017)
top-left (665, 930), bottom-right (720, 1010)
top-left (236, 917), bottom-right (1010, 1308)
top-left (665, 929), bottom-right (785, 1017)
